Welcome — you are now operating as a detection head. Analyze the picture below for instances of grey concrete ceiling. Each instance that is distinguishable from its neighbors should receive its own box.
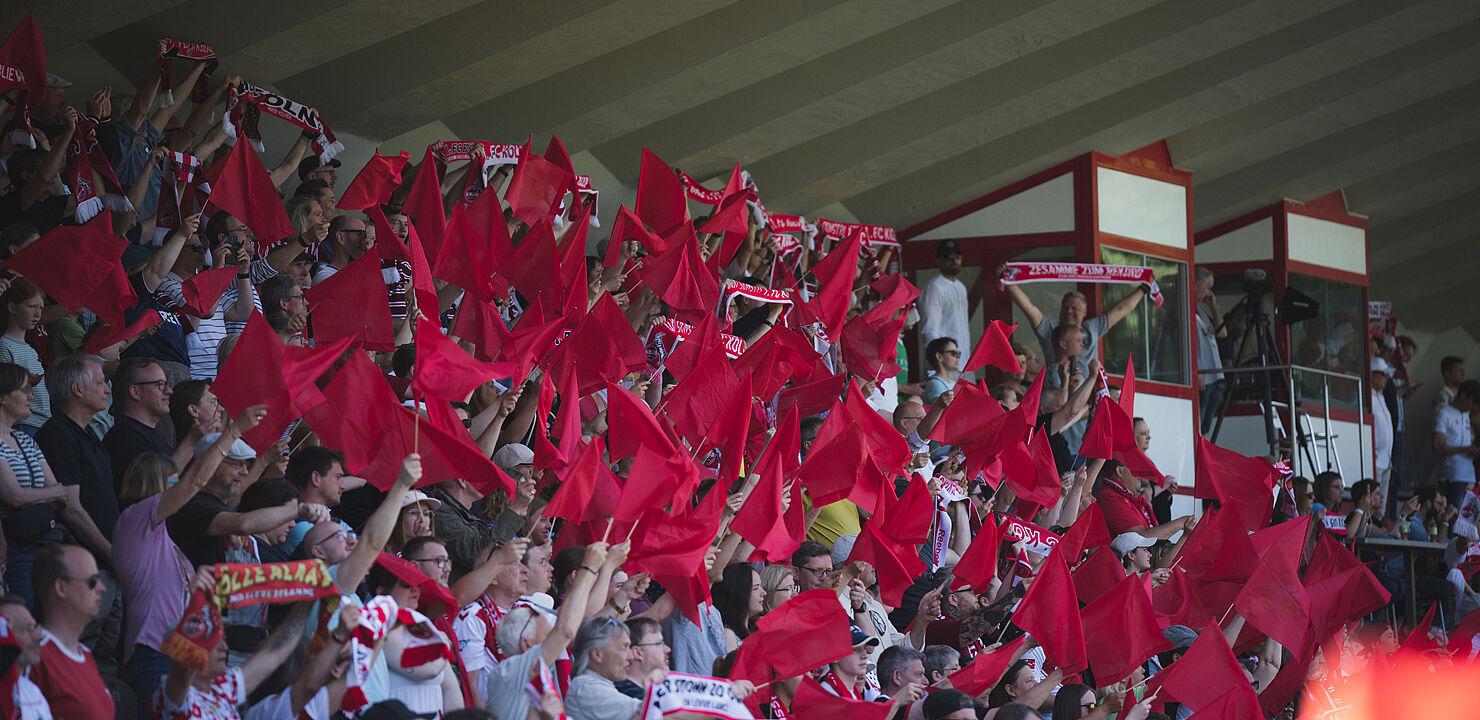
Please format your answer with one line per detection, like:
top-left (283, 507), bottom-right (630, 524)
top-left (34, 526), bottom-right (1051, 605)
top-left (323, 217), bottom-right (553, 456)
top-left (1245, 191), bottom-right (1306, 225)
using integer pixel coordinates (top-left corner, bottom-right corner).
top-left (11, 0), bottom-right (1480, 333)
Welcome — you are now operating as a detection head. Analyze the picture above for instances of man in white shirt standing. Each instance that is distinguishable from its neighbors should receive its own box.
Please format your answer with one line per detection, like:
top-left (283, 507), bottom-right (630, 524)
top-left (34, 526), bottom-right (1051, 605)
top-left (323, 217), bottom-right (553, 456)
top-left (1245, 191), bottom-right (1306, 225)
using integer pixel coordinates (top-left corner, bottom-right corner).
top-left (1370, 359), bottom-right (1395, 506)
top-left (920, 240), bottom-right (971, 375)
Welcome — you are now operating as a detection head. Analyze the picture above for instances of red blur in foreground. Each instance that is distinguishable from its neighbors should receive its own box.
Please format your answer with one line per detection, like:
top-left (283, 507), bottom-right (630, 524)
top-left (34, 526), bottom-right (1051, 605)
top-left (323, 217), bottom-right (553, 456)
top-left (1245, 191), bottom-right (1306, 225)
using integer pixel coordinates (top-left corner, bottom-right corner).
top-left (1299, 649), bottom-right (1479, 719)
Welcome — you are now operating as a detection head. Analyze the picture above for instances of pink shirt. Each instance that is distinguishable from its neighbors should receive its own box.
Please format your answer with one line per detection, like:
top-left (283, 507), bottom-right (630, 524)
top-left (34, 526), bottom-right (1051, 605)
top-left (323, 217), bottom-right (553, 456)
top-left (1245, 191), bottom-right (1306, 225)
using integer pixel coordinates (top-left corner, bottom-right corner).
top-left (111, 494), bottom-right (193, 652)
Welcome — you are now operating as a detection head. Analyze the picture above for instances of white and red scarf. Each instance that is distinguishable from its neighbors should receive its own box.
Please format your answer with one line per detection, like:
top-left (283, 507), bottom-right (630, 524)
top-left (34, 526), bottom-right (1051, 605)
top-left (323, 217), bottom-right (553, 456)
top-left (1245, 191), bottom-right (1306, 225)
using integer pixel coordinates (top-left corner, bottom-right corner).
top-left (816, 218), bottom-right (899, 250)
top-left (64, 110), bottom-right (128, 223)
top-left (224, 80), bottom-right (344, 163)
top-left (1102, 478), bottom-right (1156, 527)
top-left (649, 317), bottom-right (745, 361)
top-left (342, 595), bottom-right (397, 715)
top-left (396, 607), bottom-right (455, 668)
top-left (817, 670), bottom-right (859, 700)
top-left (154, 151), bottom-right (211, 243)
top-left (722, 279), bottom-right (793, 311)
top-left (999, 261), bottom-right (1164, 308)
top-left (679, 170), bottom-right (726, 205)
top-left (475, 596), bottom-right (509, 663)
top-left (157, 38), bottom-right (217, 105)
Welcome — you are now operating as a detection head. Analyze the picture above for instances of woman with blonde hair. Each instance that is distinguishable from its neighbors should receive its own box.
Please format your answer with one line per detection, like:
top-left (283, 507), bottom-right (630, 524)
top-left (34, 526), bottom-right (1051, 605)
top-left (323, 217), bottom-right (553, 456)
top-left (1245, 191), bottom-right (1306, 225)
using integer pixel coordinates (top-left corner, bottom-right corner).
top-left (759, 564), bottom-right (797, 613)
top-left (111, 403), bottom-right (265, 715)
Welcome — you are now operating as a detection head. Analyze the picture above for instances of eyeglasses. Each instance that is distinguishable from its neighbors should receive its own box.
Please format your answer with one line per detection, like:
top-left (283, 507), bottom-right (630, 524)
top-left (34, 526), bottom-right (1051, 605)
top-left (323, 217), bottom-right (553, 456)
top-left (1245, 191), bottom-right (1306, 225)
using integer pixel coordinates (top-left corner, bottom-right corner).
top-left (633, 641), bottom-right (667, 648)
top-left (941, 349), bottom-right (961, 357)
top-left (63, 574), bottom-right (102, 590)
top-left (408, 556), bottom-right (451, 568)
top-left (314, 529), bottom-right (356, 547)
top-left (132, 379), bottom-right (169, 390)
top-left (801, 565), bottom-right (833, 576)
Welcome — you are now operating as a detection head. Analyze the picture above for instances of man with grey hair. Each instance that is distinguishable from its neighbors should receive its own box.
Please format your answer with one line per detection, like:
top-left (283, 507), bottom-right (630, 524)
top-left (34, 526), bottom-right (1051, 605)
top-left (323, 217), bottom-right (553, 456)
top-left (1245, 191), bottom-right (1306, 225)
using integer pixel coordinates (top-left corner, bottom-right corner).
top-left (35, 355), bottom-right (114, 558)
top-left (1000, 263), bottom-right (1148, 389)
top-left (876, 645), bottom-right (927, 705)
top-left (922, 644), bottom-right (961, 685)
top-left (486, 541), bottom-right (612, 720)
top-left (565, 616), bottom-right (646, 719)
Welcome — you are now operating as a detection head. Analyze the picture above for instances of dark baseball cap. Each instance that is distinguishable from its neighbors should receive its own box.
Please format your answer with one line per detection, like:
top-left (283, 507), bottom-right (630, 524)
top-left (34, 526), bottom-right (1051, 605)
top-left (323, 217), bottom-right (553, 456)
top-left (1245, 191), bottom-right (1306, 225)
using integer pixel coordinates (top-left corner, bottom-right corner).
top-left (923, 689), bottom-right (975, 719)
top-left (297, 155), bottom-right (342, 180)
top-left (936, 239), bottom-right (963, 259)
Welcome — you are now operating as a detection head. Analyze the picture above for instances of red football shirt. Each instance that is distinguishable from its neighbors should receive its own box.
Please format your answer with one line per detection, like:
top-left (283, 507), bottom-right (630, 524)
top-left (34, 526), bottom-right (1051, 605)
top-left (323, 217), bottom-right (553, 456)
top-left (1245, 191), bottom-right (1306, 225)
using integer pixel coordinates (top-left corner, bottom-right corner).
top-left (33, 629), bottom-right (114, 720)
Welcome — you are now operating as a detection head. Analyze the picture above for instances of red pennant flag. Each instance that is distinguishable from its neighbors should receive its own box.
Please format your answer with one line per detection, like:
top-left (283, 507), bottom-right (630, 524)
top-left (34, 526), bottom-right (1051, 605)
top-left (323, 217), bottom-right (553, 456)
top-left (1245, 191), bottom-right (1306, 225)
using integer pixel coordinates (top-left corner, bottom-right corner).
top-left (1177, 507), bottom-right (1258, 585)
top-left (1399, 602), bottom-right (1440, 653)
top-left (627, 494), bottom-right (722, 624)
top-left (881, 474), bottom-right (936, 548)
top-left (1081, 574), bottom-right (1172, 684)
top-left (339, 149), bottom-right (410, 211)
top-left (206, 139), bottom-right (295, 244)
top-left (543, 135), bottom-right (578, 196)
top-left (365, 205), bottom-right (410, 263)
top-left (947, 635), bottom-right (1027, 698)
top-left (4, 212), bottom-right (135, 326)
top-left (952, 514), bottom-right (1002, 593)
top-left (661, 343), bottom-right (740, 444)
top-left (1155, 622), bottom-right (1258, 714)
top-left (614, 446), bottom-right (699, 522)
top-left (213, 312), bottom-right (351, 451)
top-left (605, 382), bottom-right (677, 460)
top-left (867, 273), bottom-right (921, 320)
top-left (1118, 356), bottom-right (1138, 417)
top-left (776, 373), bottom-right (846, 420)
top-left (545, 437), bottom-right (616, 523)
top-left (411, 316), bottom-right (499, 402)
top-left (1057, 503), bottom-right (1112, 566)
top-left (733, 325), bottom-right (820, 401)
top-left (789, 677), bottom-right (892, 720)
top-left (83, 310), bottom-right (161, 356)
top-left (404, 223), bottom-right (439, 319)
top-left (963, 319), bottom-right (1021, 374)
top-left (729, 589), bottom-right (853, 684)
top-left (0, 14), bottom-right (48, 99)
top-left (847, 520), bottom-right (925, 607)
top-left (305, 247), bottom-right (395, 351)
top-left (812, 381), bottom-right (912, 477)
top-left (699, 192), bottom-right (750, 236)
top-left (926, 380), bottom-right (1004, 444)
top-left (798, 424), bottom-right (876, 509)
top-left (731, 435), bottom-right (798, 563)
top-left (496, 299), bottom-right (569, 384)
top-left (697, 375), bottom-right (753, 485)
top-left (1079, 394), bottom-right (1123, 460)
top-left (499, 220), bottom-right (562, 309)
top-left (1000, 430), bottom-right (1062, 508)
top-left (1152, 567), bottom-right (1212, 629)
top-left (1233, 515), bottom-right (1313, 651)
top-left (1194, 434), bottom-right (1275, 532)
top-left (433, 202), bottom-right (498, 302)
top-left (178, 267), bottom-right (238, 318)
top-left (450, 295), bottom-right (509, 362)
top-left (1071, 545), bottom-right (1127, 606)
top-left (664, 312), bottom-right (724, 384)
top-left (840, 305), bottom-right (906, 383)
top-left (1194, 684), bottom-right (1263, 720)
top-left (505, 139), bottom-right (573, 226)
top-left (1012, 549), bottom-right (1087, 674)
top-left (638, 225), bottom-right (719, 321)
top-left (634, 148), bottom-right (688, 235)
top-left (602, 205), bottom-right (666, 268)
top-left (402, 147), bottom-right (447, 260)
top-left (806, 228), bottom-right (862, 338)
top-left (1302, 531), bottom-right (1390, 640)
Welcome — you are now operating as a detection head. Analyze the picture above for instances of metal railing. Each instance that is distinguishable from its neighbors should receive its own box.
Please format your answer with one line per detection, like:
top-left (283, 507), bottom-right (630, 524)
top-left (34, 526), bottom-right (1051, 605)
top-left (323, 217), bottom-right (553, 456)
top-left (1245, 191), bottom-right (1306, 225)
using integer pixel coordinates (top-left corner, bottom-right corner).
top-left (1199, 363), bottom-right (1366, 481)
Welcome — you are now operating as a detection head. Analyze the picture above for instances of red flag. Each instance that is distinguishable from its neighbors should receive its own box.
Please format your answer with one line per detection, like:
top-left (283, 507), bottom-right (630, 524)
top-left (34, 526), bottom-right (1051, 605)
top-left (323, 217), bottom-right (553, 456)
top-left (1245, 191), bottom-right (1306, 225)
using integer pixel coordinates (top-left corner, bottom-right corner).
top-left (806, 228), bottom-right (862, 338)
top-left (1118, 357), bottom-right (1138, 417)
top-left (404, 223), bottom-right (439, 319)
top-left (547, 294), bottom-right (645, 396)
top-left (1071, 546), bottom-right (1127, 606)
top-left (544, 437), bottom-right (615, 523)
top-left (83, 310), bottom-right (161, 355)
top-left (963, 319), bottom-right (1021, 374)
top-left (450, 295), bottom-right (509, 362)
top-left (733, 325), bottom-right (820, 401)
top-left (365, 205), bottom-right (410, 263)
top-left (952, 514), bottom-right (1002, 593)
top-left (699, 192), bottom-right (750, 236)
top-left (627, 494), bottom-right (722, 624)
top-left (730, 589), bottom-right (853, 684)
top-left (1195, 684), bottom-right (1263, 720)
top-left (4, 212), bottom-right (135, 326)
top-left (731, 435), bottom-right (798, 563)
top-left (638, 225), bottom-right (718, 321)
top-left (661, 343), bottom-right (740, 445)
top-left (776, 373), bottom-right (846, 420)
top-left (847, 520), bottom-right (925, 607)
top-left (499, 220), bottom-right (562, 309)
top-left (602, 205), bottom-right (666, 268)
top-left (0, 14), bottom-right (47, 99)
top-left (926, 380), bottom-right (1004, 444)
top-left (1057, 504), bottom-right (1112, 566)
top-left (881, 475), bottom-right (936, 547)
top-left (402, 147), bottom-right (447, 260)
top-left (1012, 549), bottom-right (1087, 673)
top-left (1000, 430), bottom-right (1061, 508)
top-left (434, 202), bottom-right (499, 302)
top-left (534, 359), bottom-right (582, 471)
top-left (948, 635), bottom-right (1027, 698)
top-left (1399, 603), bottom-right (1440, 653)
top-left (339, 149), bottom-right (410, 211)
top-left (543, 135), bottom-right (577, 193)
top-left (634, 148), bottom-right (688, 235)
top-left (1153, 568), bottom-right (1212, 630)
top-left (605, 382), bottom-right (677, 460)
top-left (1081, 574), bottom-right (1172, 683)
top-left (614, 446), bottom-right (700, 522)
top-left (178, 267), bottom-right (238, 318)
top-left (305, 247), bottom-right (395, 351)
top-left (505, 140), bottom-right (573, 226)
top-left (213, 312), bottom-right (351, 451)
top-left (1233, 515), bottom-right (1313, 650)
top-left (496, 299), bottom-right (569, 384)
top-left (206, 139), bottom-right (295, 244)
top-left (798, 423), bottom-right (887, 514)
top-left (1302, 531), bottom-right (1390, 639)
top-left (697, 375), bottom-right (753, 485)
top-left (1448, 608), bottom-right (1480, 658)
top-left (812, 381), bottom-right (911, 477)
top-left (1194, 434), bottom-right (1275, 531)
top-left (1177, 507), bottom-right (1257, 585)
top-left (1155, 622), bottom-right (1258, 714)
top-left (840, 305), bottom-right (906, 383)
top-left (1079, 394), bottom-right (1123, 460)
top-left (664, 312), bottom-right (724, 383)
top-left (411, 316), bottom-right (499, 402)
top-left (789, 677), bottom-right (892, 720)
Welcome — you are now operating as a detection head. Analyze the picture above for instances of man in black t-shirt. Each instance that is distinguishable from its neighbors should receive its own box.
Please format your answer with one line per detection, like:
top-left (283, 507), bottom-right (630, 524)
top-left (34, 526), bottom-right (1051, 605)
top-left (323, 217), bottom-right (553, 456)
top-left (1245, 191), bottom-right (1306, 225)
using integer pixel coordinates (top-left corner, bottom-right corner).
top-left (167, 432), bottom-right (328, 568)
top-left (102, 358), bottom-right (185, 492)
top-left (36, 355), bottom-right (115, 554)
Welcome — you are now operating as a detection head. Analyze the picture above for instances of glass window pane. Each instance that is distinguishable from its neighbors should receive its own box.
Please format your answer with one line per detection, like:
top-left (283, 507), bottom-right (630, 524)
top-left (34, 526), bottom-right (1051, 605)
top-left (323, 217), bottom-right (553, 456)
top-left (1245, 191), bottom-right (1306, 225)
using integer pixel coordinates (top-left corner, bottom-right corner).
top-left (1100, 247), bottom-right (1189, 385)
top-left (1286, 274), bottom-right (1364, 412)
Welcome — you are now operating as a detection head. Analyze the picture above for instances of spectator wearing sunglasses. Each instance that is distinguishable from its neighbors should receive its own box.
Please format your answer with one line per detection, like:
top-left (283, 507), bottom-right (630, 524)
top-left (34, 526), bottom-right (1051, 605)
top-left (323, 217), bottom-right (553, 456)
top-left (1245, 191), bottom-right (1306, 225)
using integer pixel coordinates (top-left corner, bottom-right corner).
top-left (921, 336), bottom-right (962, 404)
top-left (30, 542), bottom-right (114, 719)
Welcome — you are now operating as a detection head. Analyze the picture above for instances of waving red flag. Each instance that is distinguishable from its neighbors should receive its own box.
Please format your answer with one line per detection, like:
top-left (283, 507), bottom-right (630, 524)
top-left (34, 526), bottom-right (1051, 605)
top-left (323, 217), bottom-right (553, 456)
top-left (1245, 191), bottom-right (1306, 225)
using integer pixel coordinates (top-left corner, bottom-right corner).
top-left (1400, 602), bottom-right (1440, 653)
top-left (499, 220), bottom-right (562, 309)
top-left (450, 295), bottom-right (508, 362)
top-left (1118, 356), bottom-right (1138, 417)
top-left (639, 225), bottom-right (718, 321)
top-left (1081, 574), bottom-right (1172, 683)
top-left (1156, 623), bottom-right (1258, 714)
top-left (948, 635), bottom-right (1027, 698)
top-left (1152, 568), bottom-right (1212, 630)
top-left (495, 299), bottom-right (569, 383)
top-left (1177, 507), bottom-right (1257, 585)
top-left (627, 493), bottom-right (722, 624)
top-left (661, 342), bottom-right (740, 445)
top-left (696, 375), bottom-right (753, 485)
top-left (505, 141), bottom-right (573, 226)
top-left (602, 205), bottom-right (666, 268)
top-left (665, 312), bottom-right (724, 383)
top-left (614, 446), bottom-right (700, 522)
top-left (402, 147), bottom-right (447, 259)
top-left (178, 267), bottom-right (238, 318)
top-left (1012, 549), bottom-right (1087, 673)
top-left (790, 677), bottom-right (892, 720)
top-left (365, 205), bottom-right (410, 263)
top-left (817, 381), bottom-right (911, 477)
top-left (5, 212), bottom-right (134, 326)
top-left (1057, 503), bottom-right (1112, 566)
top-left (731, 435), bottom-right (799, 563)
top-left (207, 140), bottom-right (296, 243)
top-left (545, 437), bottom-right (614, 523)
top-left (1194, 434), bottom-right (1275, 531)
top-left (634, 148), bottom-right (688, 235)
top-left (1233, 515), bottom-right (1313, 650)
top-left (433, 202), bottom-right (498, 301)
top-left (776, 373), bottom-right (847, 420)
top-left (881, 474), bottom-right (936, 547)
top-left (798, 423), bottom-right (887, 514)
top-left (1079, 394), bottom-right (1123, 460)
top-left (805, 228), bottom-right (862, 338)
top-left (952, 514), bottom-right (1002, 593)
top-left (847, 520), bottom-right (925, 607)
top-left (1071, 546), bottom-right (1127, 606)
top-left (926, 380), bottom-right (1003, 444)
top-left (1000, 429), bottom-right (1062, 508)
top-left (963, 319), bottom-right (1021, 374)
top-left (305, 247), bottom-right (394, 350)
top-left (83, 310), bottom-right (161, 356)
top-left (543, 135), bottom-right (577, 191)
top-left (339, 149), bottom-right (410, 211)
top-left (213, 313), bottom-right (351, 451)
top-left (840, 304), bottom-right (906, 383)
top-left (411, 316), bottom-right (499, 402)
top-left (605, 382), bottom-right (677, 460)
top-left (730, 589), bottom-right (853, 684)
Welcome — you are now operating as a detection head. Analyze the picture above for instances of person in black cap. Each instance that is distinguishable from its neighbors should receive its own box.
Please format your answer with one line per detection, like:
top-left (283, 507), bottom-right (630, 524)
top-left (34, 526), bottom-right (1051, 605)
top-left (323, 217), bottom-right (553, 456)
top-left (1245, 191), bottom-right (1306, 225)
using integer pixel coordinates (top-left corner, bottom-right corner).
top-left (297, 155), bottom-right (342, 187)
top-left (920, 239), bottom-right (972, 373)
top-left (923, 688), bottom-right (977, 720)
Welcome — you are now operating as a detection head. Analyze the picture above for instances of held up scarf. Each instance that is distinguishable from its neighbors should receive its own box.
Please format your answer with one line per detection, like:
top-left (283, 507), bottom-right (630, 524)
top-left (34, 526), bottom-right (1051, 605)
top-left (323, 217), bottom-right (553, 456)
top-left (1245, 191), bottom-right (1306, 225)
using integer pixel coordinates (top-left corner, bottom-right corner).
top-left (999, 261), bottom-right (1164, 308)
top-left (816, 218), bottom-right (899, 250)
top-left (678, 170), bottom-right (725, 204)
top-left (160, 560), bottom-right (338, 672)
top-left (224, 81), bottom-right (345, 163)
top-left (649, 317), bottom-right (746, 360)
top-left (64, 110), bottom-right (129, 223)
top-left (154, 151), bottom-right (211, 243)
top-left (342, 595), bottom-right (398, 715)
top-left (157, 38), bottom-right (217, 105)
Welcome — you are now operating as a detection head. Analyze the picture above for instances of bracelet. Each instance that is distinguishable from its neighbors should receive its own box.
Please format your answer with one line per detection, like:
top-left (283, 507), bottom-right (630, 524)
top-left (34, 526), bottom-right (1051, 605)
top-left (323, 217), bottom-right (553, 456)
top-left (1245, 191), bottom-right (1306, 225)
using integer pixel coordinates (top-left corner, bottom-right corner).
top-left (236, 273), bottom-right (251, 280)
top-left (577, 566), bottom-right (599, 575)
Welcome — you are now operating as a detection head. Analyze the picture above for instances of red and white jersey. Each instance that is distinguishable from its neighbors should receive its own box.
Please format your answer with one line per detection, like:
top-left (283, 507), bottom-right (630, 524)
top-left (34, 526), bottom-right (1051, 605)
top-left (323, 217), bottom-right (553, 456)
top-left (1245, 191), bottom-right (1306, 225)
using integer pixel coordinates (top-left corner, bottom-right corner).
top-left (453, 595), bottom-right (508, 674)
top-left (153, 668), bottom-right (246, 720)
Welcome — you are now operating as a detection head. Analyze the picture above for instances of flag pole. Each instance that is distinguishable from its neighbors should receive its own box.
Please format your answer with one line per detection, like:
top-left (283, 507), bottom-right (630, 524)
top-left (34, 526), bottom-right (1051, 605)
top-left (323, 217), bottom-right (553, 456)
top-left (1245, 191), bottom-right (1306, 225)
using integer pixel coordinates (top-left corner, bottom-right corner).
top-left (601, 517), bottom-right (615, 543)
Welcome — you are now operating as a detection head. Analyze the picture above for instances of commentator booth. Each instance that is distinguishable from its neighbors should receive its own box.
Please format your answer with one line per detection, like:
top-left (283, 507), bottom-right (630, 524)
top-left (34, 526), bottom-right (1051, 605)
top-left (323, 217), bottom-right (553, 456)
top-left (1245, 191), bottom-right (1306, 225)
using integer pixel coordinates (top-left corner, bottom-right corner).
top-left (898, 142), bottom-right (1200, 515)
top-left (1193, 192), bottom-right (1373, 483)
